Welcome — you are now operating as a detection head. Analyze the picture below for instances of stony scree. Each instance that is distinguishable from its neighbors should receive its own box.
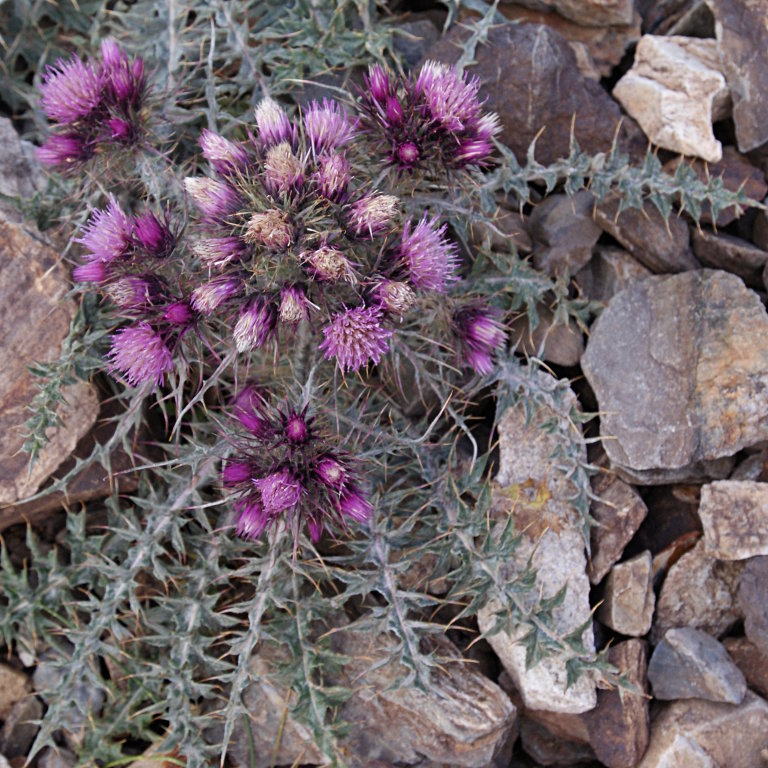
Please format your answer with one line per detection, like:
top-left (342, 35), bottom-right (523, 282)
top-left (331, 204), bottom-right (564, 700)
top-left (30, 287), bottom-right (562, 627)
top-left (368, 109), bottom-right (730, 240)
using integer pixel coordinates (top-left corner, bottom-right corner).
top-left (597, 550), bottom-right (655, 637)
top-left (612, 35), bottom-right (730, 163)
top-left (0, 664), bottom-right (29, 721)
top-left (723, 637), bottom-right (768, 699)
top-left (647, 626), bottom-right (747, 703)
top-left (738, 555), bottom-right (768, 657)
top-left (508, 303), bottom-right (585, 367)
top-left (691, 230), bottom-right (768, 289)
top-left (478, 367), bottom-right (597, 714)
top-left (698, 481), bottom-right (768, 560)
top-left (582, 270), bottom-right (768, 483)
top-left (502, 0), bottom-right (636, 27)
top-left (575, 246), bottom-right (652, 305)
top-left (652, 539), bottom-right (744, 643)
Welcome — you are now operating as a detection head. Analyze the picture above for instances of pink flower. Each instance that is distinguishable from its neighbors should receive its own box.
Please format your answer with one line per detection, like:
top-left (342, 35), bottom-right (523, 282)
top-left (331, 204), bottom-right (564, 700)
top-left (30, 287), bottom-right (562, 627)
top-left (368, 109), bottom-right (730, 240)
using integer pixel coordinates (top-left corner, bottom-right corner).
top-left (453, 304), bottom-right (507, 376)
top-left (233, 298), bottom-right (277, 353)
top-left (254, 97), bottom-right (295, 149)
top-left (39, 56), bottom-right (103, 124)
top-left (346, 194), bottom-right (399, 238)
top-left (397, 215), bottom-right (459, 293)
top-left (320, 305), bottom-right (393, 372)
top-left (36, 133), bottom-right (91, 168)
top-left (200, 129), bottom-right (250, 175)
top-left (75, 196), bottom-right (133, 262)
top-left (108, 322), bottom-right (173, 387)
top-left (303, 99), bottom-right (356, 155)
top-left (254, 468), bottom-right (303, 514)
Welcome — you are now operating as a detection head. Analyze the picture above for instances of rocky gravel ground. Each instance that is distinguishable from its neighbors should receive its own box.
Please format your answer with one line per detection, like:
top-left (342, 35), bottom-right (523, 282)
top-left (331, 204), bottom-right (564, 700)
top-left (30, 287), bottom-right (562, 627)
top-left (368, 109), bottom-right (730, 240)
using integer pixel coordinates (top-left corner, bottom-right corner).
top-left (3, 0), bottom-right (768, 766)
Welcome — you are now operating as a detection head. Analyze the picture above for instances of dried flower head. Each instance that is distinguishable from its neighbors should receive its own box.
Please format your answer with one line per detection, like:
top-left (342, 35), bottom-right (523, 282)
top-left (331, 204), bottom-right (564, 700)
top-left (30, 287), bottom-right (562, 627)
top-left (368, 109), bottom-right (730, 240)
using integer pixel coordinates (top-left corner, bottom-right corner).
top-left (346, 194), bottom-right (399, 238)
top-left (263, 143), bottom-right (304, 197)
top-left (243, 210), bottom-right (294, 249)
top-left (191, 277), bottom-right (242, 315)
top-left (233, 298), bottom-right (277, 353)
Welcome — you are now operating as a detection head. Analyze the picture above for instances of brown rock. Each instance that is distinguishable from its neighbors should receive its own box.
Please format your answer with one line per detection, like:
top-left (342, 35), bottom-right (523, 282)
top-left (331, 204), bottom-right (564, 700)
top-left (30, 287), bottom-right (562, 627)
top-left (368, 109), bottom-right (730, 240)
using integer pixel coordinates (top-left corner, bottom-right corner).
top-left (0, 664), bottom-right (29, 721)
top-left (0, 217), bottom-right (100, 511)
top-left (707, 0), bottom-right (768, 152)
top-left (598, 551), bottom-right (655, 636)
top-left (470, 208), bottom-right (532, 254)
top-left (509, 303), bottom-right (584, 367)
top-left (529, 191), bottom-right (602, 276)
top-left (613, 35), bottom-right (730, 163)
top-left (424, 23), bottom-right (636, 165)
top-left (588, 462), bottom-right (649, 584)
top-left (0, 695), bottom-right (42, 759)
top-left (583, 640), bottom-right (650, 768)
top-left (652, 539), bottom-right (744, 643)
top-left (637, 691), bottom-right (768, 768)
top-left (582, 271), bottom-right (768, 483)
top-left (692, 230), bottom-right (768, 289)
top-left (641, 0), bottom-right (706, 35)
top-left (753, 199), bottom-right (768, 252)
top-left (739, 556), bottom-right (768, 657)
top-left (699, 481), bottom-right (768, 559)
top-left (631, 485), bottom-right (702, 557)
top-left (501, 0), bottom-right (635, 27)
top-left (723, 637), bottom-right (768, 698)
top-left (664, 148), bottom-right (768, 227)
top-left (492, 4), bottom-right (641, 78)
top-left (518, 717), bottom-right (596, 765)
top-left (574, 246), bottom-right (652, 304)
top-left (592, 194), bottom-right (696, 274)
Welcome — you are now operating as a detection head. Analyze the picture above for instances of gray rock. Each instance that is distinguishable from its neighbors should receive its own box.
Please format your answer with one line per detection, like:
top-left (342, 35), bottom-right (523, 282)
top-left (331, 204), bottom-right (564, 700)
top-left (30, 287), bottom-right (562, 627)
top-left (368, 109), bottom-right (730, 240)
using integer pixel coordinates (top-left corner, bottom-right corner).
top-left (0, 695), bottom-right (42, 759)
top-left (37, 746), bottom-right (77, 768)
top-left (502, 0), bottom-right (635, 26)
top-left (592, 195), bottom-right (696, 274)
top-left (392, 18), bottom-right (439, 69)
top-left (707, 0), bottom-right (768, 152)
top-left (692, 230), bottom-right (768, 289)
top-left (588, 462), bottom-right (648, 585)
top-left (509, 303), bottom-right (585, 367)
top-left (699, 481), bottom-right (768, 560)
top-left (613, 36), bottom-right (730, 163)
top-left (582, 271), bottom-right (768, 483)
top-left (723, 637), bottom-right (768, 699)
top-left (575, 246), bottom-right (652, 304)
top-left (529, 191), bottom-right (602, 276)
top-left (478, 368), bottom-right (597, 713)
top-left (652, 539), bottom-right (744, 643)
top-left (0, 663), bottom-right (29, 720)
top-left (648, 627), bottom-right (747, 703)
top-left (0, 117), bottom-right (44, 221)
top-left (739, 556), bottom-right (768, 657)
top-left (598, 551), bottom-right (655, 637)
top-left (424, 23), bottom-right (638, 165)
top-left (637, 691), bottom-right (768, 768)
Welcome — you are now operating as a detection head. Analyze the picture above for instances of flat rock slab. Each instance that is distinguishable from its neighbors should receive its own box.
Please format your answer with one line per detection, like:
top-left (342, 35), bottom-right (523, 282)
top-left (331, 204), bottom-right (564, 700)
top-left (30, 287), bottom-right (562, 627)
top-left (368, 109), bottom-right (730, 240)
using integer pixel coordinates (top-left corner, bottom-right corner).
top-left (613, 35), bottom-right (730, 163)
top-left (637, 691), bottom-right (768, 768)
top-left (424, 22), bottom-right (637, 165)
top-left (699, 481), bottom-right (768, 559)
top-left (692, 230), bottom-right (768, 289)
top-left (707, 0), bottom-right (768, 152)
top-left (648, 627), bottom-right (746, 703)
top-left (652, 539), bottom-right (743, 643)
top-left (502, 0), bottom-right (635, 26)
top-left (478, 368), bottom-right (596, 713)
top-left (597, 551), bottom-right (655, 636)
top-left (582, 270), bottom-right (768, 483)
top-left (739, 555), bottom-right (768, 657)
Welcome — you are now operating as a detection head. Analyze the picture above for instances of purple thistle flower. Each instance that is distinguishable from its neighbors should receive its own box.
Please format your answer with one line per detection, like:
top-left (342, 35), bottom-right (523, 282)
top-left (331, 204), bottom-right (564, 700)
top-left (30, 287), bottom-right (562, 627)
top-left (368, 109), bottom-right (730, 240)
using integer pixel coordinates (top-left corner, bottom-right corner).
top-left (192, 237), bottom-right (245, 268)
top-left (36, 133), bottom-right (92, 168)
top-left (243, 210), bottom-right (294, 250)
top-left (200, 129), bottom-right (250, 175)
top-left (233, 298), bottom-right (277, 353)
top-left (76, 196), bottom-right (133, 262)
top-left (396, 142), bottom-right (419, 167)
top-left (385, 96), bottom-right (404, 126)
top-left (414, 60), bottom-right (483, 133)
top-left (475, 112), bottom-right (501, 141)
top-left (163, 301), bottom-right (194, 326)
top-left (108, 322), bottom-right (173, 387)
top-left (133, 210), bottom-right (175, 258)
top-left (314, 455), bottom-right (347, 489)
top-left (106, 273), bottom-right (163, 309)
top-left (397, 215), bottom-right (459, 293)
top-left (100, 39), bottom-right (147, 108)
top-left (306, 515), bottom-right (324, 543)
top-left (282, 408), bottom-right (310, 444)
top-left (455, 138), bottom-right (495, 167)
top-left (338, 487), bottom-right (373, 522)
top-left (365, 64), bottom-right (392, 106)
top-left (254, 97), bottom-right (295, 149)
top-left (346, 194), bottom-right (399, 238)
top-left (303, 99), bottom-right (356, 155)
top-left (453, 304), bottom-right (507, 376)
top-left (105, 117), bottom-right (134, 142)
top-left (72, 259), bottom-right (109, 284)
top-left (263, 143), bottom-right (304, 198)
top-left (254, 468), bottom-right (303, 514)
top-left (233, 385), bottom-right (274, 437)
top-left (223, 461), bottom-right (253, 486)
top-left (278, 285), bottom-right (310, 325)
top-left (235, 498), bottom-right (270, 540)
top-left (372, 279), bottom-right (416, 316)
top-left (184, 177), bottom-right (243, 224)
top-left (319, 305), bottom-right (393, 372)
top-left (190, 277), bottom-right (242, 315)
top-left (39, 56), bottom-right (103, 124)
top-left (305, 244), bottom-right (353, 283)
top-left (314, 152), bottom-right (350, 202)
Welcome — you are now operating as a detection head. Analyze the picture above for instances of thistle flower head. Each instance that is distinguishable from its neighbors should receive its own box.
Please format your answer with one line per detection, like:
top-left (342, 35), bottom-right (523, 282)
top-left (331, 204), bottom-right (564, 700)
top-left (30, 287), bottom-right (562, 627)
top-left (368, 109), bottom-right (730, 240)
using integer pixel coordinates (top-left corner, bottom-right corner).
top-left (453, 304), bottom-right (507, 376)
top-left (397, 215), bottom-right (459, 293)
top-left (279, 285), bottom-right (310, 325)
top-left (414, 60), bottom-right (483, 133)
top-left (314, 455), bottom-right (347, 489)
top-left (254, 97), bottom-right (295, 149)
top-left (200, 129), bottom-right (250, 175)
top-left (365, 64), bottom-right (392, 105)
top-left (305, 244), bottom-right (353, 283)
top-left (372, 279), bottom-right (416, 316)
top-left (233, 385), bottom-right (273, 437)
top-left (235, 498), bottom-right (270, 539)
top-left (72, 259), bottom-right (110, 284)
top-left (223, 461), bottom-right (254, 486)
top-left (133, 210), bottom-right (175, 258)
top-left (254, 468), bottom-right (303, 515)
top-left (396, 142), bottom-right (419, 167)
top-left (233, 298), bottom-right (277, 353)
top-left (346, 194), bottom-right (399, 238)
top-left (106, 273), bottom-right (163, 309)
top-left (190, 277), bottom-right (242, 315)
top-left (76, 196), bottom-right (133, 262)
top-left (36, 133), bottom-right (92, 168)
top-left (100, 39), bottom-right (147, 109)
top-left (319, 305), bottom-right (393, 372)
top-left (282, 407), bottom-right (310, 444)
top-left (263, 143), bottom-right (304, 198)
top-left (303, 99), bottom-right (356, 155)
top-left (184, 177), bottom-right (243, 224)
top-left (108, 322), bottom-right (173, 387)
top-left (192, 237), bottom-right (244, 268)
top-left (39, 56), bottom-right (103, 124)
top-left (163, 301), bottom-right (194, 326)
top-left (338, 487), bottom-right (373, 522)
top-left (243, 209), bottom-right (294, 250)
top-left (314, 152), bottom-right (350, 202)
